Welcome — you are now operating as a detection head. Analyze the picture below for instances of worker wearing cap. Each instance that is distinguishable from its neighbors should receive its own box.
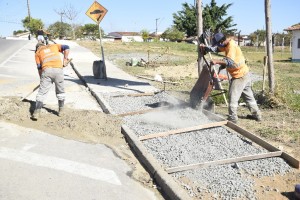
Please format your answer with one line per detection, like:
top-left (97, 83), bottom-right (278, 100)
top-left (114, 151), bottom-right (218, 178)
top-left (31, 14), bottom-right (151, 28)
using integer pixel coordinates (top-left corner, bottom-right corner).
top-left (200, 32), bottom-right (262, 123)
top-left (31, 42), bottom-right (70, 120)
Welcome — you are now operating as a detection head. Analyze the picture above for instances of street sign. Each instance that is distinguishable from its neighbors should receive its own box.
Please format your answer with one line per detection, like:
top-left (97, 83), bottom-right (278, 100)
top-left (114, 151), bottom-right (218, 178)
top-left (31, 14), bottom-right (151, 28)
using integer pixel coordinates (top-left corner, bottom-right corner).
top-left (85, 1), bottom-right (108, 24)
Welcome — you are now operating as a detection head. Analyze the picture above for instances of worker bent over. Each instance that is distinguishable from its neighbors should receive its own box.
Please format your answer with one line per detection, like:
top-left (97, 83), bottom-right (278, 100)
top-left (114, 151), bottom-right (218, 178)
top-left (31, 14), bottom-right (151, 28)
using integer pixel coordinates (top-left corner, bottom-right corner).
top-left (31, 42), bottom-right (70, 120)
top-left (200, 32), bottom-right (262, 123)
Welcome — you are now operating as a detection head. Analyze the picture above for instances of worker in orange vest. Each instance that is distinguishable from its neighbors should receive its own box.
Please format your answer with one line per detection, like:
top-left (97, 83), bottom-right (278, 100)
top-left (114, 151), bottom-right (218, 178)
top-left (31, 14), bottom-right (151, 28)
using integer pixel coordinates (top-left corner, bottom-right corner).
top-left (31, 42), bottom-right (70, 120)
top-left (200, 32), bottom-right (262, 123)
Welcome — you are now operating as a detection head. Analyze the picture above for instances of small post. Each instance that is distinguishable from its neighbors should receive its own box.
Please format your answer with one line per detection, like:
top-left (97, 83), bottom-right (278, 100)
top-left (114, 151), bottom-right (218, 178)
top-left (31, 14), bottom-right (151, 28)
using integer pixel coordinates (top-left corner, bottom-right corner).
top-left (262, 56), bottom-right (268, 95)
top-left (98, 24), bottom-right (107, 80)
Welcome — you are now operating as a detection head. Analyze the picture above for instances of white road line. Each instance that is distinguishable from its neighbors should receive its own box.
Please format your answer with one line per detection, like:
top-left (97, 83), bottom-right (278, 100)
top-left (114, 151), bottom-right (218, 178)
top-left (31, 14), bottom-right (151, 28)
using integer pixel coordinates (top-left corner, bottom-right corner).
top-left (0, 147), bottom-right (122, 185)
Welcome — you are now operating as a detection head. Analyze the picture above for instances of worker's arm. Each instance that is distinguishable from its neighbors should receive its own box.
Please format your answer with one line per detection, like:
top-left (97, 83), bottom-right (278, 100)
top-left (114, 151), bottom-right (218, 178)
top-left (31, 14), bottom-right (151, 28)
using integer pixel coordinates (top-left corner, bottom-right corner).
top-left (199, 44), bottom-right (219, 54)
top-left (35, 53), bottom-right (43, 78)
top-left (60, 45), bottom-right (70, 67)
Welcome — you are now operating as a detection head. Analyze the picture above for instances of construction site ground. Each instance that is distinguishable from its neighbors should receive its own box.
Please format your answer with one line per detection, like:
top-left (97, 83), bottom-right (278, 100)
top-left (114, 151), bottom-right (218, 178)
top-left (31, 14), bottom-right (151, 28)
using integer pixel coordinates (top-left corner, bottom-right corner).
top-left (78, 40), bottom-right (300, 199)
top-left (1, 39), bottom-right (299, 199)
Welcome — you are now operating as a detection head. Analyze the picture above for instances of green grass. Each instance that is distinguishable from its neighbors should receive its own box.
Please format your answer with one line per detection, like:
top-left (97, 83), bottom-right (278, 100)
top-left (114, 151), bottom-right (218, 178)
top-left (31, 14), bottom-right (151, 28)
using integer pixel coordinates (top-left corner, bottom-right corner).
top-left (78, 40), bottom-right (300, 111)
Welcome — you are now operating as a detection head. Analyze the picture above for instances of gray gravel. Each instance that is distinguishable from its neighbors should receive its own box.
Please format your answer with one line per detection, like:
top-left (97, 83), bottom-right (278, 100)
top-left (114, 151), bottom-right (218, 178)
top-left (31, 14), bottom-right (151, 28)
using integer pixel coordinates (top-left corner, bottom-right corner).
top-left (123, 106), bottom-right (213, 136)
top-left (103, 89), bottom-right (292, 199)
top-left (102, 91), bottom-right (182, 115)
top-left (122, 106), bottom-right (292, 199)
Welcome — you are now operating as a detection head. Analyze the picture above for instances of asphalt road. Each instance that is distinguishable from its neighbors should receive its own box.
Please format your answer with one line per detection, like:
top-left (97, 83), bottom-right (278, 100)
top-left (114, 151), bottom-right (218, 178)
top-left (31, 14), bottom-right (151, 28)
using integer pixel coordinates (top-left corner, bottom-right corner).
top-left (0, 39), bottom-right (29, 64)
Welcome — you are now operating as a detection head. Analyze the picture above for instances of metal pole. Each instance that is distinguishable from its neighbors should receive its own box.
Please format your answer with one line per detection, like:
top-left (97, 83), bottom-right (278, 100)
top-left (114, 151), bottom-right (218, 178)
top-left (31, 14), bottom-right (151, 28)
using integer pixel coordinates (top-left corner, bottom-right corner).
top-left (98, 24), bottom-right (107, 80)
top-left (155, 18), bottom-right (159, 35)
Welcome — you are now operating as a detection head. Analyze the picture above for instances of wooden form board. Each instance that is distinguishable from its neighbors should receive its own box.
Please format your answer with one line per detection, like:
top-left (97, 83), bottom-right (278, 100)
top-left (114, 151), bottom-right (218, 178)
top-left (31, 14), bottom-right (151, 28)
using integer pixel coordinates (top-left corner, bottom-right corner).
top-left (139, 120), bottom-right (227, 141)
top-left (166, 151), bottom-right (283, 174)
top-left (111, 92), bottom-right (157, 98)
top-left (226, 121), bottom-right (300, 169)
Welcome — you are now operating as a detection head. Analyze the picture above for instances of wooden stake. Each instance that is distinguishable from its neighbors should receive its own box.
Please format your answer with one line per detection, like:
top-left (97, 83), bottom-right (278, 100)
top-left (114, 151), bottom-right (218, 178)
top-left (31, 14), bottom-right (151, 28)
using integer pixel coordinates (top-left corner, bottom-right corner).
top-left (262, 56), bottom-right (268, 95)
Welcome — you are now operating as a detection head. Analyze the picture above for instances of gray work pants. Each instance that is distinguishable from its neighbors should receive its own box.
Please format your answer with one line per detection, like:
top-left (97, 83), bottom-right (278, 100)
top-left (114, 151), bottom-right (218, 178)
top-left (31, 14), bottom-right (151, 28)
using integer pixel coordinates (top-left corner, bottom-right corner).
top-left (36, 68), bottom-right (65, 102)
top-left (228, 73), bottom-right (260, 121)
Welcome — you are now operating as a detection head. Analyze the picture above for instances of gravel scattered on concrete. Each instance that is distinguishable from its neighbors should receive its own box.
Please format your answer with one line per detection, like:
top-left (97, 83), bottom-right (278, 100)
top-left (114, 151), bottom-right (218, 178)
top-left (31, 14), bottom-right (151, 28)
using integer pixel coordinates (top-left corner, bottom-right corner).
top-left (102, 91), bottom-right (182, 115)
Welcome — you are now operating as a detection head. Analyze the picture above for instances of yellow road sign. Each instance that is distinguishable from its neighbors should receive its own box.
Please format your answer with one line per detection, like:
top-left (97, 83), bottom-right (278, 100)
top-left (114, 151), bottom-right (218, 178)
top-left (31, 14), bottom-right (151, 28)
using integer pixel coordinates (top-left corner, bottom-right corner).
top-left (86, 1), bottom-right (108, 24)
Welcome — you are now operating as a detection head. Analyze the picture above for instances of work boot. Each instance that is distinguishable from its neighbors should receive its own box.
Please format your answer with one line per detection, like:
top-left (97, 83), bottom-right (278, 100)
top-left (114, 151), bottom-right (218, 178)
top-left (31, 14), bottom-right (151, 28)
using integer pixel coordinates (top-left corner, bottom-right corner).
top-left (228, 106), bottom-right (238, 124)
top-left (58, 100), bottom-right (64, 117)
top-left (31, 101), bottom-right (43, 120)
top-left (247, 111), bottom-right (262, 122)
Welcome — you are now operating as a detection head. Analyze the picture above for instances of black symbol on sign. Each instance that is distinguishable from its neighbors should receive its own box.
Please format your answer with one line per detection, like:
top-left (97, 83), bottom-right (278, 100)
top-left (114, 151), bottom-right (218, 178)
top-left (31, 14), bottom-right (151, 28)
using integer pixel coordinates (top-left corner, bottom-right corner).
top-left (90, 9), bottom-right (103, 15)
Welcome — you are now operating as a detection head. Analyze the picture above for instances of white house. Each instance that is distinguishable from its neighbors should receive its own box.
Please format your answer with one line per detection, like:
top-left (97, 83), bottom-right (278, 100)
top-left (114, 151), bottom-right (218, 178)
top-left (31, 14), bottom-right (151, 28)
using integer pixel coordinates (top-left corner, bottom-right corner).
top-left (284, 24), bottom-right (300, 62)
top-left (107, 32), bottom-right (143, 42)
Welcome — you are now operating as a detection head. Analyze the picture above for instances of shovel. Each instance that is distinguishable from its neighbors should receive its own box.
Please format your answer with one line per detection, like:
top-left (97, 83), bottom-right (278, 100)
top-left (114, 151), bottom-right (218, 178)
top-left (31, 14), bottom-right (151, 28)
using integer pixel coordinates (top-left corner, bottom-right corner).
top-left (20, 84), bottom-right (40, 101)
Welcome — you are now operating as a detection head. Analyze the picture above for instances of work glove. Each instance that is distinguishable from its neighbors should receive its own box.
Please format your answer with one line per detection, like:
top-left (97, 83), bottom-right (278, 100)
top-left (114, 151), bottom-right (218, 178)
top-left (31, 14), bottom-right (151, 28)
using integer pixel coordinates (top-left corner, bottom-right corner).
top-left (199, 44), bottom-right (207, 55)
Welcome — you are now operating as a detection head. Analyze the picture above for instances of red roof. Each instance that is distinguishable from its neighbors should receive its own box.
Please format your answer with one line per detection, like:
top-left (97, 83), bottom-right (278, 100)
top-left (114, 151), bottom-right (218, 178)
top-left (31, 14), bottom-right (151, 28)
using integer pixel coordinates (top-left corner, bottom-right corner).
top-left (284, 24), bottom-right (300, 31)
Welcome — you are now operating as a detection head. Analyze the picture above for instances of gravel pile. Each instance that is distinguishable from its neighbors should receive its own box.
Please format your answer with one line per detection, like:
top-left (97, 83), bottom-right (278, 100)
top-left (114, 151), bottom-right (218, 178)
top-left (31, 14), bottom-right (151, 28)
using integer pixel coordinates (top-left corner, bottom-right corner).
top-left (122, 106), bottom-right (292, 199)
top-left (101, 91), bottom-right (181, 115)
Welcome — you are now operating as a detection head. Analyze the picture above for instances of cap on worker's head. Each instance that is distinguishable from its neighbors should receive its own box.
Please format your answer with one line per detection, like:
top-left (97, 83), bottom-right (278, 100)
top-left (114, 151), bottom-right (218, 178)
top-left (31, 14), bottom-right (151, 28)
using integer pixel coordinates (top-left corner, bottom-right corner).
top-left (35, 42), bottom-right (45, 52)
top-left (212, 32), bottom-right (226, 46)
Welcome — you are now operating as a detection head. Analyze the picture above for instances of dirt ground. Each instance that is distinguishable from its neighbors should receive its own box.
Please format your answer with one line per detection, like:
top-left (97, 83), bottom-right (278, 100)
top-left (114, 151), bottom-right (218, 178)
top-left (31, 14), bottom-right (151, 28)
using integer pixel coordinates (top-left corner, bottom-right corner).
top-left (0, 96), bottom-right (163, 198)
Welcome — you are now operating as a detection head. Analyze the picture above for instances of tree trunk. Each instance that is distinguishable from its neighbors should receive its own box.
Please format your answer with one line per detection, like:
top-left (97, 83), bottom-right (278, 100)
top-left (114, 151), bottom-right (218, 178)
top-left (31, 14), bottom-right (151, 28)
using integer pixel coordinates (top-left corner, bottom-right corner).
top-left (196, 0), bottom-right (204, 77)
top-left (265, 0), bottom-right (275, 94)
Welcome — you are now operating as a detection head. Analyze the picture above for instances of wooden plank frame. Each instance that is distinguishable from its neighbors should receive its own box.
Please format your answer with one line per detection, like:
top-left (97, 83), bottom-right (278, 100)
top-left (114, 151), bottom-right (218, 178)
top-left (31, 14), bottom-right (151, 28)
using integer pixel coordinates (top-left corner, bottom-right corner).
top-left (166, 151), bottom-right (283, 174)
top-left (139, 120), bottom-right (227, 141)
top-left (226, 121), bottom-right (300, 169)
top-left (111, 92), bottom-right (158, 98)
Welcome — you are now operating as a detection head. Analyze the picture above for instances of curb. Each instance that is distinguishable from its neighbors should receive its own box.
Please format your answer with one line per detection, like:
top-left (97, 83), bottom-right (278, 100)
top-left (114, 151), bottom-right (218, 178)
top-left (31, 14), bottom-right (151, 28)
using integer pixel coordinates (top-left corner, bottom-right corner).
top-left (121, 125), bottom-right (191, 200)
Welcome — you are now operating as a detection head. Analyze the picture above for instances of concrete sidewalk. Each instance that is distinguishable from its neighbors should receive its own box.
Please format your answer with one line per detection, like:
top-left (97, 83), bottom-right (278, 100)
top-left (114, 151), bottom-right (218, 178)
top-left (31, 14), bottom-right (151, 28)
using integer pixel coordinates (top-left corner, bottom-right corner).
top-left (61, 40), bottom-right (158, 96)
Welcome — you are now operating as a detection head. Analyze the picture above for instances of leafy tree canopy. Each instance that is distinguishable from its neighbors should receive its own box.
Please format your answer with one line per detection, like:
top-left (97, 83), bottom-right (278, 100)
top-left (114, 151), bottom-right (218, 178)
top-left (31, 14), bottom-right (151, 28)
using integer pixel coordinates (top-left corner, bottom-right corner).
top-left (48, 21), bottom-right (72, 39)
top-left (172, 0), bottom-right (237, 37)
top-left (22, 16), bottom-right (44, 35)
top-left (161, 26), bottom-right (185, 41)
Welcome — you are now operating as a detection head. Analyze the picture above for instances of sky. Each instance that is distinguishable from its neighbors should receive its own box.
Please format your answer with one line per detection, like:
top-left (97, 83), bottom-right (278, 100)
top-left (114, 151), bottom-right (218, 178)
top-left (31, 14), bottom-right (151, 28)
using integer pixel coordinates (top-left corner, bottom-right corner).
top-left (0, 0), bottom-right (299, 37)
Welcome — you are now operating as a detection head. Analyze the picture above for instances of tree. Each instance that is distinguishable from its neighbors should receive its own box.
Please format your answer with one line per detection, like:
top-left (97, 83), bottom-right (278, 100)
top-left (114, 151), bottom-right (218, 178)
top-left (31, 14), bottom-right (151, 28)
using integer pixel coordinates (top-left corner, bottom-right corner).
top-left (80, 24), bottom-right (104, 40)
top-left (161, 26), bottom-right (185, 41)
top-left (173, 3), bottom-right (197, 37)
top-left (59, 3), bottom-right (79, 39)
top-left (13, 30), bottom-right (28, 36)
top-left (249, 29), bottom-right (266, 46)
top-left (202, 0), bottom-right (236, 34)
top-left (173, 0), bottom-right (236, 37)
top-left (48, 22), bottom-right (72, 39)
top-left (22, 16), bottom-right (44, 36)
top-left (140, 29), bottom-right (150, 41)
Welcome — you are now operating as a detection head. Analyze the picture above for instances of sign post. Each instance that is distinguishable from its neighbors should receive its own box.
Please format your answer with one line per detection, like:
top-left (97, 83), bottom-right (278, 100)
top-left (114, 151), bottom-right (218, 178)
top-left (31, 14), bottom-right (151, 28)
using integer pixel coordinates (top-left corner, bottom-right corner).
top-left (86, 1), bottom-right (108, 79)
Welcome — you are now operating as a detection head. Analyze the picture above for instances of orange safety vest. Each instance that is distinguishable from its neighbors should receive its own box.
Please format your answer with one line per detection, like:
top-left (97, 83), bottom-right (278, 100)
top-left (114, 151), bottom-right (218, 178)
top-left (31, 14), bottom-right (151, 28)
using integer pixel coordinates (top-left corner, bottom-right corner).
top-left (219, 39), bottom-right (249, 79)
top-left (35, 44), bottom-right (63, 70)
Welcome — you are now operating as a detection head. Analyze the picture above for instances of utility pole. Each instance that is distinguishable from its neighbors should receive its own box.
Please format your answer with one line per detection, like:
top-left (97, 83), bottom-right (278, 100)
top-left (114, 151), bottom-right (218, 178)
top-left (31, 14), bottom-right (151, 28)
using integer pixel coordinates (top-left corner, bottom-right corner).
top-left (27, 0), bottom-right (31, 22)
top-left (265, 0), bottom-right (275, 94)
top-left (155, 18), bottom-right (159, 35)
top-left (196, 0), bottom-right (203, 76)
top-left (58, 11), bottom-right (65, 39)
